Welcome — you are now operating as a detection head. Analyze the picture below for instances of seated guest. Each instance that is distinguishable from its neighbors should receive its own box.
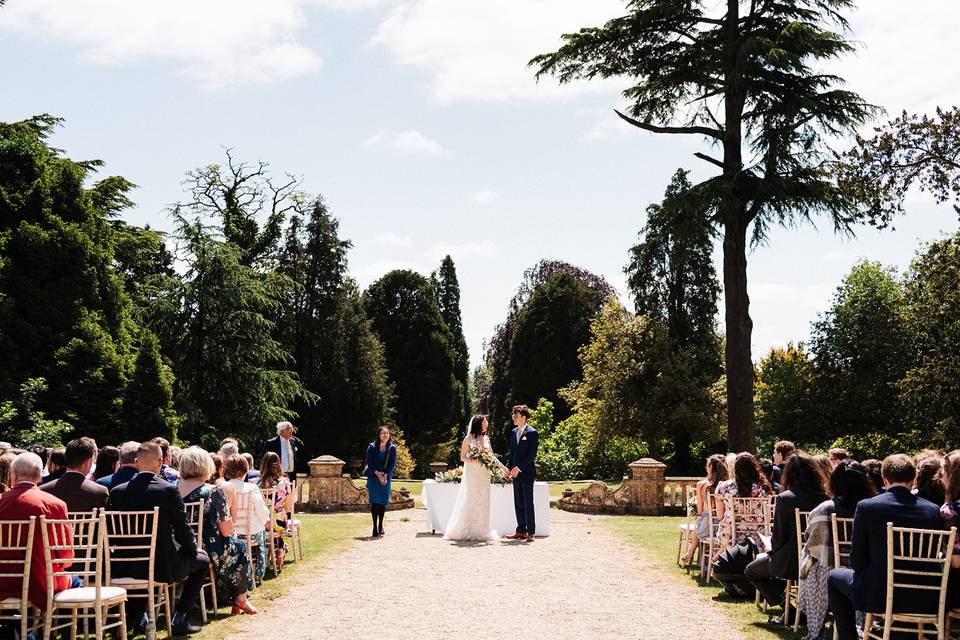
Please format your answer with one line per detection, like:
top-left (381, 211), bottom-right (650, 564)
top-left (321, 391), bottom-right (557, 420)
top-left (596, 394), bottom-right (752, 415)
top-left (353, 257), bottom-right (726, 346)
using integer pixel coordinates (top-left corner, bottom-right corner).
top-left (223, 454), bottom-right (270, 584)
top-left (862, 458), bottom-right (884, 494)
top-left (798, 460), bottom-right (876, 639)
top-left (746, 451), bottom-right (829, 612)
top-left (43, 447), bottom-right (67, 483)
top-left (715, 452), bottom-right (773, 551)
top-left (93, 445), bottom-right (120, 483)
top-left (151, 437), bottom-right (180, 484)
top-left (97, 441), bottom-right (141, 489)
top-left (827, 454), bottom-right (942, 640)
top-left (915, 450), bottom-right (946, 506)
top-left (177, 447), bottom-right (256, 615)
top-left (242, 453), bottom-right (260, 483)
top-left (40, 437), bottom-right (109, 512)
top-left (219, 441), bottom-right (240, 459)
top-left (0, 451), bottom-right (16, 494)
top-left (0, 452), bottom-right (75, 609)
top-left (759, 458), bottom-right (782, 493)
top-left (109, 442), bottom-right (210, 635)
top-left (828, 448), bottom-right (849, 468)
top-left (772, 441), bottom-right (796, 486)
top-left (680, 454), bottom-right (729, 564)
top-left (210, 454), bottom-right (224, 485)
top-left (940, 450), bottom-right (960, 609)
top-left (257, 452), bottom-right (293, 567)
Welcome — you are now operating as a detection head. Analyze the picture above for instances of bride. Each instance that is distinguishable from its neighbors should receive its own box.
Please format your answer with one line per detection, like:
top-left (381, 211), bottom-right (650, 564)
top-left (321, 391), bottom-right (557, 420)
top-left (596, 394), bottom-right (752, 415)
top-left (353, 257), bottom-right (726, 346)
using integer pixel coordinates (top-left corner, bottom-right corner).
top-left (443, 414), bottom-right (509, 542)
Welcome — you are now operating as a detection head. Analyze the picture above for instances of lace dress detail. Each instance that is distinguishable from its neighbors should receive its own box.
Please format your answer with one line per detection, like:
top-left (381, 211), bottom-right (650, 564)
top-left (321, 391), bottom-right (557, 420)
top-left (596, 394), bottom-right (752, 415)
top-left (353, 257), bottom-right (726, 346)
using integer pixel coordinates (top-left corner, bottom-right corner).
top-left (443, 435), bottom-right (499, 542)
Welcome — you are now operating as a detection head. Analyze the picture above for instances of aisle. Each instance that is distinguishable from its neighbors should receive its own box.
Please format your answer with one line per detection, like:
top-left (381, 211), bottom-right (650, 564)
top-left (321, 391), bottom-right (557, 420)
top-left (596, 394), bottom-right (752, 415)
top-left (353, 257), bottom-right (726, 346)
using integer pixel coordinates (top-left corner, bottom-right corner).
top-left (226, 509), bottom-right (746, 640)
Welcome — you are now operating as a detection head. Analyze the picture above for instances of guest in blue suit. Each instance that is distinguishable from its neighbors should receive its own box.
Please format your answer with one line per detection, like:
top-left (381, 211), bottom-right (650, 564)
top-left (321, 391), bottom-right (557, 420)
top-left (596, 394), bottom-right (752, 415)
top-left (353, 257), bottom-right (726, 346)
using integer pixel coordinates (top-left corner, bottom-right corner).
top-left (827, 454), bottom-right (942, 640)
top-left (505, 404), bottom-right (539, 542)
top-left (365, 426), bottom-right (396, 538)
top-left (96, 441), bottom-right (140, 489)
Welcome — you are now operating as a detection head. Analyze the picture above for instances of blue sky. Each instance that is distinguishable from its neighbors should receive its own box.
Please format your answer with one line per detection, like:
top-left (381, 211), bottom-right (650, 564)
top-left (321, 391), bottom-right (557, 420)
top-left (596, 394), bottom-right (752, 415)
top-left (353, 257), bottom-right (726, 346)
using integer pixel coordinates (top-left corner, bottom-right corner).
top-left (2, 0), bottom-right (958, 368)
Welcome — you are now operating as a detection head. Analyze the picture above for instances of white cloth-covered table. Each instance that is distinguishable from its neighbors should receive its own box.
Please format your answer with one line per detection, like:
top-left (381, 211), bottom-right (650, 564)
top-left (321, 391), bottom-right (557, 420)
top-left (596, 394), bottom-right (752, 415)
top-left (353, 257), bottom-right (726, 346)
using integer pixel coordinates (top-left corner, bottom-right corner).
top-left (421, 479), bottom-right (551, 537)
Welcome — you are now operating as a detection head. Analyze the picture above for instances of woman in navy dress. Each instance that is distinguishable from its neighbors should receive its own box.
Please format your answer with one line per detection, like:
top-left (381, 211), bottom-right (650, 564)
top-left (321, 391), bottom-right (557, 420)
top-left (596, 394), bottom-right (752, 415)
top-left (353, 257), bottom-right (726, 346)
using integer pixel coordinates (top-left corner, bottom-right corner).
top-left (366, 426), bottom-right (397, 538)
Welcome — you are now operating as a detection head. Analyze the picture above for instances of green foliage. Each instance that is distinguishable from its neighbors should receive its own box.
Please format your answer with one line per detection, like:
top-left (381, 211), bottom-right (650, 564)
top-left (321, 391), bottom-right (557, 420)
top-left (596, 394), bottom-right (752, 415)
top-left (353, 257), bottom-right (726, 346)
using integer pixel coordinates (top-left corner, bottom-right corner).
top-left (169, 215), bottom-right (311, 449)
top-left (508, 272), bottom-right (600, 421)
top-left (432, 256), bottom-right (471, 429)
top-left (562, 300), bottom-right (721, 474)
top-left (898, 232), bottom-right (960, 450)
top-left (755, 343), bottom-right (817, 453)
top-left (0, 115), bottom-right (173, 444)
top-left (532, 0), bottom-right (876, 453)
top-left (627, 169), bottom-right (722, 380)
top-left (390, 431), bottom-right (416, 480)
top-left (0, 378), bottom-right (72, 448)
top-left (836, 107), bottom-right (960, 228)
top-left (121, 329), bottom-right (177, 442)
top-left (363, 269), bottom-right (458, 472)
top-left (275, 200), bottom-right (392, 461)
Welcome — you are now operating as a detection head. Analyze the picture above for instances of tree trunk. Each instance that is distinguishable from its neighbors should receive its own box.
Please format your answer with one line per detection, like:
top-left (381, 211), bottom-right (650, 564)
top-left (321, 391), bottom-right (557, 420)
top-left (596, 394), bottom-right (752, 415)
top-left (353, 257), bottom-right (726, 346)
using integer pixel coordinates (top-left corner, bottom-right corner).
top-left (722, 213), bottom-right (755, 452)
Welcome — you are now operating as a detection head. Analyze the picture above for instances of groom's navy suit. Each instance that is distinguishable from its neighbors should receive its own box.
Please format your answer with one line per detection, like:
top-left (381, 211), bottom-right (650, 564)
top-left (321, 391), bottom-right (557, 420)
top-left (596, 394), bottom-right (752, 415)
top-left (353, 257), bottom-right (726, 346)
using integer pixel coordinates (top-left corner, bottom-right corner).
top-left (506, 425), bottom-right (538, 536)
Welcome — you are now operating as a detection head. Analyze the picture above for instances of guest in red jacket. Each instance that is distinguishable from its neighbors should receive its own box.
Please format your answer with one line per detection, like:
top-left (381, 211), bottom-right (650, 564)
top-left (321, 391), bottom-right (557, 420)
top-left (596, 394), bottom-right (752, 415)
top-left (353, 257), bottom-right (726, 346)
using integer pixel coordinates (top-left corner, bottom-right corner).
top-left (0, 452), bottom-right (74, 608)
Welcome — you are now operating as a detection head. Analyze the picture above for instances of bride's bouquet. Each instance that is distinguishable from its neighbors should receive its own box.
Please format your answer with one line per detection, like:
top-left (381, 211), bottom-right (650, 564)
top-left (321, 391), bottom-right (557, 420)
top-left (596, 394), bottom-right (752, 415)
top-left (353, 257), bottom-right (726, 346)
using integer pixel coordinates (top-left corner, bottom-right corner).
top-left (466, 442), bottom-right (508, 485)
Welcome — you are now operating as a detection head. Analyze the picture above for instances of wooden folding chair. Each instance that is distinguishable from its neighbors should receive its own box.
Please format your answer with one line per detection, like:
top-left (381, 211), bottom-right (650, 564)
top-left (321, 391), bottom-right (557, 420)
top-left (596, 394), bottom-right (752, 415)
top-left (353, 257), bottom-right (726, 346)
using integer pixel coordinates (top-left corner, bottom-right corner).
top-left (697, 492), bottom-right (722, 582)
top-left (234, 491), bottom-right (263, 589)
top-left (259, 487), bottom-right (279, 575)
top-left (184, 500), bottom-right (218, 623)
top-left (287, 490), bottom-right (303, 562)
top-left (727, 496), bottom-right (772, 547)
top-left (677, 484), bottom-right (697, 566)
top-left (945, 608), bottom-right (959, 637)
top-left (831, 514), bottom-right (855, 570)
top-left (862, 524), bottom-right (956, 640)
top-left (41, 511), bottom-right (127, 640)
top-left (0, 517), bottom-right (40, 640)
top-left (785, 508), bottom-right (811, 631)
top-left (103, 507), bottom-right (172, 640)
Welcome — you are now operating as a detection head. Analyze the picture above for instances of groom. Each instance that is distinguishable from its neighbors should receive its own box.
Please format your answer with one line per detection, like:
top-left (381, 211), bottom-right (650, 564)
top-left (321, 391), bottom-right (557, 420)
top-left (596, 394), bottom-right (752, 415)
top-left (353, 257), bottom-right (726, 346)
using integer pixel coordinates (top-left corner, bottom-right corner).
top-left (504, 404), bottom-right (538, 541)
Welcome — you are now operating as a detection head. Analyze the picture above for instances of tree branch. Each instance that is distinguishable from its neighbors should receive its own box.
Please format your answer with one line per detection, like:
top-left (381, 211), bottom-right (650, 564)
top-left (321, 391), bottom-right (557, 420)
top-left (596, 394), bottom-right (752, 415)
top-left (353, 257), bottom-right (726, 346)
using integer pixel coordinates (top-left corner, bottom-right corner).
top-left (615, 110), bottom-right (723, 139)
top-left (694, 152), bottom-right (725, 169)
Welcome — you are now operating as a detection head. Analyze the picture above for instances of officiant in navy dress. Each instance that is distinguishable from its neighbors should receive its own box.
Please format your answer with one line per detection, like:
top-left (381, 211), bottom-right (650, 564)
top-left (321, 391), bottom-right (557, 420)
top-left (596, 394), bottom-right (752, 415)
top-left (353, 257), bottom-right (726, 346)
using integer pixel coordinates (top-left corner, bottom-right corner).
top-left (365, 426), bottom-right (396, 538)
top-left (505, 404), bottom-right (539, 541)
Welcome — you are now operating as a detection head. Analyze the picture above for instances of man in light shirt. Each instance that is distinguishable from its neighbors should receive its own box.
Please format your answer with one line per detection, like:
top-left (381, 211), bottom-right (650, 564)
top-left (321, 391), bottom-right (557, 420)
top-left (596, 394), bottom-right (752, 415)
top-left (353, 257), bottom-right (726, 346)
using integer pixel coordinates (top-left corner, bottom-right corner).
top-left (259, 421), bottom-right (303, 481)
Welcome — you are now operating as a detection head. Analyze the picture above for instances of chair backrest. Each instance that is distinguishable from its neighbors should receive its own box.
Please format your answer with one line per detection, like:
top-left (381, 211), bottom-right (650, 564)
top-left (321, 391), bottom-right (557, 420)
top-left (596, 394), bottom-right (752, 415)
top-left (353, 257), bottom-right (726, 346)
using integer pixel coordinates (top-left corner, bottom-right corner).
top-left (883, 524), bottom-right (957, 620)
top-left (684, 484), bottom-right (697, 523)
top-left (0, 518), bottom-right (36, 606)
top-left (260, 487), bottom-right (278, 519)
top-left (41, 511), bottom-right (104, 598)
top-left (183, 500), bottom-right (206, 550)
top-left (794, 509), bottom-right (811, 568)
top-left (706, 492), bottom-right (721, 539)
top-left (103, 508), bottom-right (159, 583)
top-left (831, 514), bottom-right (855, 569)
top-left (234, 489), bottom-right (257, 536)
top-left (726, 496), bottom-right (772, 542)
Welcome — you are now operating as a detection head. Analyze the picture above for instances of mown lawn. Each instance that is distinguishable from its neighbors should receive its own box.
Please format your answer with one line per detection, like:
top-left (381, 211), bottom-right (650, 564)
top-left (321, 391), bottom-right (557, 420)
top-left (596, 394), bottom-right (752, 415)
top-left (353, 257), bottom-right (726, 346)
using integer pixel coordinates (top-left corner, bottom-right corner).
top-left (606, 516), bottom-right (796, 640)
top-left (182, 513), bottom-right (367, 640)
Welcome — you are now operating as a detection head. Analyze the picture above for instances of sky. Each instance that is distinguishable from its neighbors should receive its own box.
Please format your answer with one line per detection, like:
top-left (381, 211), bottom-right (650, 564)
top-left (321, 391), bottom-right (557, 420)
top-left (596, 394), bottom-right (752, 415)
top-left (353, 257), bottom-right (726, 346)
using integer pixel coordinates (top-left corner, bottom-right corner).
top-left (2, 0), bottom-right (958, 369)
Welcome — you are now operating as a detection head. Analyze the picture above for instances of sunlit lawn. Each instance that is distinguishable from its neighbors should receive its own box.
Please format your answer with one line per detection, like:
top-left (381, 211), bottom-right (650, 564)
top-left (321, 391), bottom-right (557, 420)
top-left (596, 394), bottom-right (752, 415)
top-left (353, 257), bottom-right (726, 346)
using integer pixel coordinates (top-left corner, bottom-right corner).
top-left (178, 513), bottom-right (367, 640)
top-left (606, 516), bottom-right (794, 640)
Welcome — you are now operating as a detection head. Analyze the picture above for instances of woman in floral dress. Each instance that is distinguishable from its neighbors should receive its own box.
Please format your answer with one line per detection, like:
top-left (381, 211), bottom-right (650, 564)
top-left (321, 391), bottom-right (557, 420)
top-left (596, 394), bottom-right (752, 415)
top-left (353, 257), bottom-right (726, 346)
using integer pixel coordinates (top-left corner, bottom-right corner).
top-left (177, 447), bottom-right (257, 615)
top-left (714, 452), bottom-right (773, 552)
top-left (257, 452), bottom-right (293, 569)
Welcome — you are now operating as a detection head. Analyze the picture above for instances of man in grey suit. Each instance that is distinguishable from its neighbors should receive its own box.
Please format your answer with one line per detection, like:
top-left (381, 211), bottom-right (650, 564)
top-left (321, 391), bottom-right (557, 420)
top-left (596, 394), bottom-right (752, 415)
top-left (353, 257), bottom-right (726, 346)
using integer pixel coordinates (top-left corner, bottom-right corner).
top-left (40, 437), bottom-right (109, 512)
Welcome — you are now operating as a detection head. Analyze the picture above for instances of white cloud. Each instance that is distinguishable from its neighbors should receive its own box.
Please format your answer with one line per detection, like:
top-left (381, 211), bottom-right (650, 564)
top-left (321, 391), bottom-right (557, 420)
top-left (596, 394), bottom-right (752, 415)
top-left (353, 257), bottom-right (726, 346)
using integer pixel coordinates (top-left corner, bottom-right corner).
top-left (353, 260), bottom-right (431, 288)
top-left (583, 114), bottom-right (629, 142)
top-left (471, 189), bottom-right (500, 204)
top-left (372, 232), bottom-right (414, 247)
top-left (370, 0), bottom-right (624, 103)
top-left (428, 240), bottom-right (497, 261)
top-left (0, 0), bottom-right (321, 88)
top-left (365, 130), bottom-right (443, 155)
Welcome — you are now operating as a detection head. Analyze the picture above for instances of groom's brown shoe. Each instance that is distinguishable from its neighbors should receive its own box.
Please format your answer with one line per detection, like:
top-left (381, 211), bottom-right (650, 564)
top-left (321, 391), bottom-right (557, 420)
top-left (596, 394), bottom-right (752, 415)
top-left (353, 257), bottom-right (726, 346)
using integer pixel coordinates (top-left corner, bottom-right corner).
top-left (504, 532), bottom-right (525, 540)
top-left (524, 533), bottom-right (535, 542)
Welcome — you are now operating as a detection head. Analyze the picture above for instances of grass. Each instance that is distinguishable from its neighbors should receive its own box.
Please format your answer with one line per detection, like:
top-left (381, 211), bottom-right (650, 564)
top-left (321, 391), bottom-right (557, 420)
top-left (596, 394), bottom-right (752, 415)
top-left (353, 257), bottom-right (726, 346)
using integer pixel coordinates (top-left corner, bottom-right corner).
top-left (386, 479), bottom-right (621, 504)
top-left (183, 512), bottom-right (367, 640)
top-left (605, 516), bottom-right (795, 640)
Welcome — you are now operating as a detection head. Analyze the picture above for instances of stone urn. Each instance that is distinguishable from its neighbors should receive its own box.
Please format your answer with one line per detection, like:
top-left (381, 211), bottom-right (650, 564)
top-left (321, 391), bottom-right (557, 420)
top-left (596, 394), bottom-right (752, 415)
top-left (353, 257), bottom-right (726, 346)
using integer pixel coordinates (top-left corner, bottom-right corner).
top-left (429, 462), bottom-right (448, 476)
top-left (624, 458), bottom-right (667, 515)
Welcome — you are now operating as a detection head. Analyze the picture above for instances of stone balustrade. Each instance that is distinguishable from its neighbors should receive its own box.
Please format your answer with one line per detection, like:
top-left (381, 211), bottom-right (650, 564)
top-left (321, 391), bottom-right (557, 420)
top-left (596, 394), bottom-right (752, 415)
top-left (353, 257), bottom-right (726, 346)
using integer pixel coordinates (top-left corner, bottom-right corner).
top-left (558, 459), bottom-right (704, 516)
top-left (300, 455), bottom-right (414, 513)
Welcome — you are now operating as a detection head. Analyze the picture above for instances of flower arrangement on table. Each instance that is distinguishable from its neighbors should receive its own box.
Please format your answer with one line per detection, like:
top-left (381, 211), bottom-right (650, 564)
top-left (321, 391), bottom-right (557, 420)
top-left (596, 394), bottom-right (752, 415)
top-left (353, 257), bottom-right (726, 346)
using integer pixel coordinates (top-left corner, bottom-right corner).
top-left (435, 467), bottom-right (463, 483)
top-left (466, 443), bottom-right (509, 485)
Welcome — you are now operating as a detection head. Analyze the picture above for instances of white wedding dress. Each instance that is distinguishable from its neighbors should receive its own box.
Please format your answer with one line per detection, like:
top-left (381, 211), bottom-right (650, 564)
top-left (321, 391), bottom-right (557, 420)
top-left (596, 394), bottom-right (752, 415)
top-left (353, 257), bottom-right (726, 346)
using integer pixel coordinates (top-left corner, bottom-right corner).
top-left (443, 435), bottom-right (499, 541)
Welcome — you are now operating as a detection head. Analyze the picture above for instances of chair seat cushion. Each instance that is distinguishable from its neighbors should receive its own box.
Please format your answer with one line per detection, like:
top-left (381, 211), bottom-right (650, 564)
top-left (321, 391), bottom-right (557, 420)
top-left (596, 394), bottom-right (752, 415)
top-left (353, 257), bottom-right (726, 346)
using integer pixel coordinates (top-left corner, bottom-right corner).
top-left (0, 596), bottom-right (22, 605)
top-left (54, 587), bottom-right (127, 603)
top-left (110, 577), bottom-right (148, 587)
top-left (289, 519), bottom-right (302, 527)
top-left (679, 524), bottom-right (696, 531)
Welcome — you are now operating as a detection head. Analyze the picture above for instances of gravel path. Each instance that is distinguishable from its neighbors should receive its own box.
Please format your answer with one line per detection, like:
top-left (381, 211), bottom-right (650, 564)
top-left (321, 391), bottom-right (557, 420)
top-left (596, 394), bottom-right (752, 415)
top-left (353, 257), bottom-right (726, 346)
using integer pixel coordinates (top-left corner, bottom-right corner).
top-left (227, 509), bottom-right (746, 640)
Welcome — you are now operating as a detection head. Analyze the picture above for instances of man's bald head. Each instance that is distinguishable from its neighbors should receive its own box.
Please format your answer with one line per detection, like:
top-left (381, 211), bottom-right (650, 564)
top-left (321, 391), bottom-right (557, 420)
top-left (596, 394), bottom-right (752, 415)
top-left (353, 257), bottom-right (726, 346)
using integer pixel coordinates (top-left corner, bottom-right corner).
top-left (10, 452), bottom-right (44, 484)
top-left (135, 441), bottom-right (163, 473)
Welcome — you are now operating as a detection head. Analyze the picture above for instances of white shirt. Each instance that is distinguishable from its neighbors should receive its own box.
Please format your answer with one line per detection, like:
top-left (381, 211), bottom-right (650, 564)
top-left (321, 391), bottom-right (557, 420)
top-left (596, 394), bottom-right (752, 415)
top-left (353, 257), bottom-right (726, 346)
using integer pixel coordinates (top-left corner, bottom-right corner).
top-left (280, 436), bottom-right (294, 472)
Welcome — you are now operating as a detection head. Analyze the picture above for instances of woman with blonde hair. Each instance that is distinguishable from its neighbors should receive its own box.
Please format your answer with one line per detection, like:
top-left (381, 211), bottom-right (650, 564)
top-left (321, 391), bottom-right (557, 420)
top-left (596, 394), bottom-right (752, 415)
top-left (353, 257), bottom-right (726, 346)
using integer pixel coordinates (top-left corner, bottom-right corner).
top-left (177, 447), bottom-right (257, 615)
